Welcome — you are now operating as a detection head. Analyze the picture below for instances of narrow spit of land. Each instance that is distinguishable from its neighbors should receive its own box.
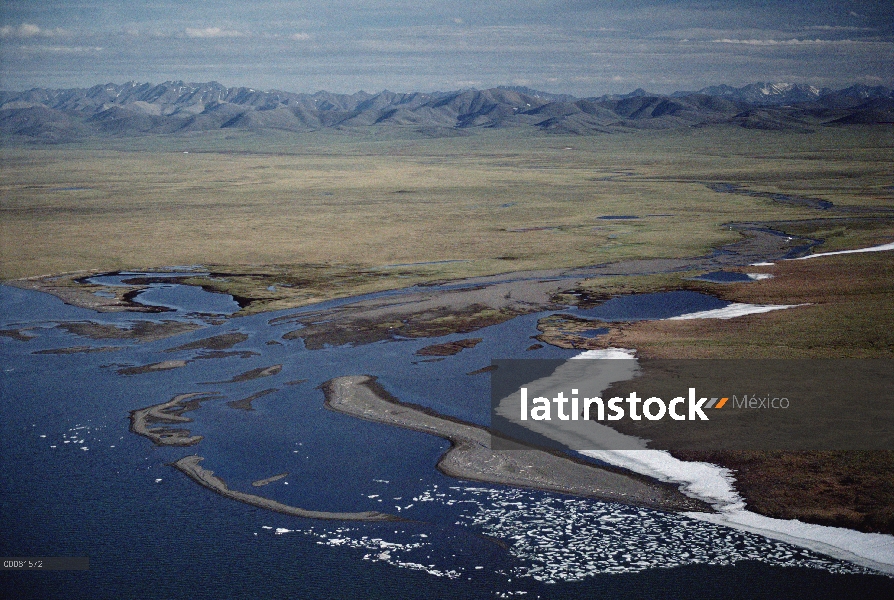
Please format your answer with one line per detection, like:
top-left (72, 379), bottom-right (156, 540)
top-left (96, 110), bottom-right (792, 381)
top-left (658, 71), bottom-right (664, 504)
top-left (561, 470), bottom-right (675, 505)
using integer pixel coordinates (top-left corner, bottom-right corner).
top-left (322, 375), bottom-right (709, 512)
top-left (171, 455), bottom-right (401, 521)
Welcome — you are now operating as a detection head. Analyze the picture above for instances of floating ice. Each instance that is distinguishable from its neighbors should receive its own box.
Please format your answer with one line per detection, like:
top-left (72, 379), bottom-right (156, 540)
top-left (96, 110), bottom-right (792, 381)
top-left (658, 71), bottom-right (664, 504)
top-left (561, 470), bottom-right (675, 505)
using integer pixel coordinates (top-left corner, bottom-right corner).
top-left (443, 486), bottom-right (868, 582)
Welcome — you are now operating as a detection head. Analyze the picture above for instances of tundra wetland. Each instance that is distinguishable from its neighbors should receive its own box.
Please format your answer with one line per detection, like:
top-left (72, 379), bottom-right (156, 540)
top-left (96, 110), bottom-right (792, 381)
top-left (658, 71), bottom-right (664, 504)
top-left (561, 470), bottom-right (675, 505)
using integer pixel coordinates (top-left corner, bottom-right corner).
top-left (2, 124), bottom-right (893, 535)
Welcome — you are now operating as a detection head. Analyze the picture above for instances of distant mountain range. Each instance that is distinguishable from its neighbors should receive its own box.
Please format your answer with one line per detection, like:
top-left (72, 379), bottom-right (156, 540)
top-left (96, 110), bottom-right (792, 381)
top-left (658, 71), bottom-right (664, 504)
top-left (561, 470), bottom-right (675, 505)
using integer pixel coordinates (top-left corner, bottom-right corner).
top-left (1, 81), bottom-right (891, 141)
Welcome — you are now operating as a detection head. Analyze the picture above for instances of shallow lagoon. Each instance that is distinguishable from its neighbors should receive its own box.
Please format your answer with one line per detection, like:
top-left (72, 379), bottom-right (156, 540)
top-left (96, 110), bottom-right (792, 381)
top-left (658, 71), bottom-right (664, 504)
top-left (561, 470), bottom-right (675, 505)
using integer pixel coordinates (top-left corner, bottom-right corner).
top-left (1, 280), bottom-right (892, 599)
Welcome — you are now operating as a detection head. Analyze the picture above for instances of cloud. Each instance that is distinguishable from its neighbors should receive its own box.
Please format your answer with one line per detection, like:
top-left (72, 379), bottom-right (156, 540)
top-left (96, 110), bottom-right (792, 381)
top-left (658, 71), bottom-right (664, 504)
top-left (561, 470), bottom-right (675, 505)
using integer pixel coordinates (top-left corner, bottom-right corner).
top-left (803, 25), bottom-right (876, 32)
top-left (15, 45), bottom-right (104, 54)
top-left (184, 27), bottom-right (244, 39)
top-left (0, 23), bottom-right (67, 38)
top-left (711, 38), bottom-right (886, 46)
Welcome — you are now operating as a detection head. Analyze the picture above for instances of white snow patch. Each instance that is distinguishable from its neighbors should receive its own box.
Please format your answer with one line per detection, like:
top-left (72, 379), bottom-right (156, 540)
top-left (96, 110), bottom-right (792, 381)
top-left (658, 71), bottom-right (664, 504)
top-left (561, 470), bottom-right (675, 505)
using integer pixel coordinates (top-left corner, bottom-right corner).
top-left (750, 261), bottom-right (775, 266)
top-left (795, 242), bottom-right (894, 260)
top-left (689, 511), bottom-right (894, 575)
top-left (746, 273), bottom-right (773, 281)
top-left (571, 348), bottom-right (636, 360)
top-left (667, 303), bottom-right (806, 320)
top-left (579, 449), bottom-right (744, 511)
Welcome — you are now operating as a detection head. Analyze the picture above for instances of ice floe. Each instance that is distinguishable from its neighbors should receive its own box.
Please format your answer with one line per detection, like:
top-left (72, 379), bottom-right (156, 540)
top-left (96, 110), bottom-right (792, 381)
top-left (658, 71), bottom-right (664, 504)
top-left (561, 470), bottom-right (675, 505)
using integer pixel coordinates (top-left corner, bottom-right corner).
top-left (256, 482), bottom-right (877, 585)
top-left (444, 486), bottom-right (870, 581)
top-left (261, 525), bottom-right (460, 578)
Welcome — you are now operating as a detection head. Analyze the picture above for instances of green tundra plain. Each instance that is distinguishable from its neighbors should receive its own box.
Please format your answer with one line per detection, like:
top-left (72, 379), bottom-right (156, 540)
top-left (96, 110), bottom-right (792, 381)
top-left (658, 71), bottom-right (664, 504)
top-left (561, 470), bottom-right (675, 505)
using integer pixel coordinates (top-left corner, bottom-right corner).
top-left (2, 125), bottom-right (892, 282)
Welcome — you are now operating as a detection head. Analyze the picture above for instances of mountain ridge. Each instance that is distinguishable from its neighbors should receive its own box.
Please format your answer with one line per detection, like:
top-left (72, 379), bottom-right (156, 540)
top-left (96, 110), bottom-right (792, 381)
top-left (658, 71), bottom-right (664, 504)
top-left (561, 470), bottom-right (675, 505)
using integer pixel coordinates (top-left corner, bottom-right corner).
top-left (2, 81), bottom-right (891, 141)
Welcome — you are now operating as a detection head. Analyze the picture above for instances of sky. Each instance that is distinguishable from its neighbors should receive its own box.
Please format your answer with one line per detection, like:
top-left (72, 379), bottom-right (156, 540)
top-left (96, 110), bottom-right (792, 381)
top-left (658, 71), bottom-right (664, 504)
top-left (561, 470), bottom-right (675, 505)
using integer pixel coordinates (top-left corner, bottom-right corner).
top-left (1, 1), bottom-right (892, 96)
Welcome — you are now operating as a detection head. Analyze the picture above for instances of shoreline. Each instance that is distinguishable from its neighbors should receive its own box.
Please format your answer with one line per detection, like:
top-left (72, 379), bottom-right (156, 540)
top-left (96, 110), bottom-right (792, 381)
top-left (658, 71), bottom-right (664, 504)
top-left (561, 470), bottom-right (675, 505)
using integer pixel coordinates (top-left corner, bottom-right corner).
top-left (11, 237), bottom-right (894, 558)
top-left (322, 375), bottom-right (709, 513)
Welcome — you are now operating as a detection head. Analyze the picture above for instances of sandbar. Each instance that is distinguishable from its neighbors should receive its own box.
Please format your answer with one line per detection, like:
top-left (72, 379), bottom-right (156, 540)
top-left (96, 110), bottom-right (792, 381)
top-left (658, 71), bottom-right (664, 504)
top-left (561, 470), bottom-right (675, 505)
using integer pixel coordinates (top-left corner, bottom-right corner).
top-left (172, 456), bottom-right (401, 521)
top-left (322, 375), bottom-right (709, 512)
top-left (129, 392), bottom-right (218, 446)
top-left (252, 472), bottom-right (289, 487)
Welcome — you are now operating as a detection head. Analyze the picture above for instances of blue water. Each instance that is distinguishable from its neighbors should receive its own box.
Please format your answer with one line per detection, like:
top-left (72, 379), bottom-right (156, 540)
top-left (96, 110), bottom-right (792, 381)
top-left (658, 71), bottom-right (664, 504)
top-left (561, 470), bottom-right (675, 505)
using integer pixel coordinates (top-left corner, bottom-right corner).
top-left (574, 326), bottom-right (610, 338)
top-left (132, 283), bottom-right (242, 314)
top-left (1, 282), bottom-right (891, 599)
top-left (690, 271), bottom-right (755, 283)
top-left (571, 291), bottom-right (729, 321)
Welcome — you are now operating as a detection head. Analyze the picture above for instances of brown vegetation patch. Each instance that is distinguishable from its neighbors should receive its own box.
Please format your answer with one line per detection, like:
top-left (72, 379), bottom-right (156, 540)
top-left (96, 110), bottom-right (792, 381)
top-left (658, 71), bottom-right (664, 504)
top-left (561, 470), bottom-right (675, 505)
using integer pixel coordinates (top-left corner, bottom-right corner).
top-left (192, 350), bottom-right (259, 360)
top-left (117, 360), bottom-right (188, 375)
top-left (58, 320), bottom-right (201, 343)
top-left (0, 328), bottom-right (36, 341)
top-left (33, 346), bottom-right (120, 355)
top-left (416, 337), bottom-right (482, 356)
top-left (227, 388), bottom-right (278, 411)
top-left (535, 314), bottom-right (616, 350)
top-left (9, 273), bottom-right (155, 313)
top-left (286, 304), bottom-right (525, 349)
top-left (204, 364), bottom-right (283, 384)
top-left (674, 450), bottom-right (894, 534)
top-left (164, 332), bottom-right (249, 352)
